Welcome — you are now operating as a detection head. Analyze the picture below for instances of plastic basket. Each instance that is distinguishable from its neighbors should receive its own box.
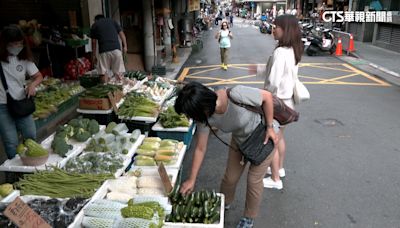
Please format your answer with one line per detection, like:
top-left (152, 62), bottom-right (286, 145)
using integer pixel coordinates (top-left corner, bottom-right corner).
top-left (80, 113), bottom-right (119, 125)
top-left (35, 95), bottom-right (79, 130)
top-left (79, 75), bottom-right (101, 88)
top-left (124, 120), bottom-right (156, 136)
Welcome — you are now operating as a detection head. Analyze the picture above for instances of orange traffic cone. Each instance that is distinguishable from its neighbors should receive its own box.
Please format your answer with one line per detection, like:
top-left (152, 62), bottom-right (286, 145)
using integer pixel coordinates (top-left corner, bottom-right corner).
top-left (348, 34), bottom-right (355, 52)
top-left (335, 38), bottom-right (343, 56)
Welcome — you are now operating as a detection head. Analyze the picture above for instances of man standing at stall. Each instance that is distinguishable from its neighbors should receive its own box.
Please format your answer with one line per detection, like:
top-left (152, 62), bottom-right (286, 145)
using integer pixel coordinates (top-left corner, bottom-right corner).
top-left (90, 14), bottom-right (127, 82)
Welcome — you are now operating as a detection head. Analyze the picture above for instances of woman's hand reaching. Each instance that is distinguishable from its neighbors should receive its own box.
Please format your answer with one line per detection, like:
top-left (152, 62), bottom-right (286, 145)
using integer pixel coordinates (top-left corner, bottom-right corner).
top-left (180, 178), bottom-right (196, 195)
top-left (25, 84), bottom-right (36, 98)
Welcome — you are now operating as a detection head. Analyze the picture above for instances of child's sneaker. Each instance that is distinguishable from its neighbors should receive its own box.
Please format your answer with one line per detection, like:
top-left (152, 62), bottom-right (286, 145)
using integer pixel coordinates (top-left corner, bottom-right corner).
top-left (266, 167), bottom-right (286, 178)
top-left (263, 177), bottom-right (283, 190)
top-left (236, 217), bottom-right (254, 228)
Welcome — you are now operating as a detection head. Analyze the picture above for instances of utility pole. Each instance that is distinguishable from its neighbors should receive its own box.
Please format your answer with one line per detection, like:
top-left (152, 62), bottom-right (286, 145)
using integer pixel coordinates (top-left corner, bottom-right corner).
top-left (163, 0), bottom-right (172, 59)
top-left (143, 0), bottom-right (156, 71)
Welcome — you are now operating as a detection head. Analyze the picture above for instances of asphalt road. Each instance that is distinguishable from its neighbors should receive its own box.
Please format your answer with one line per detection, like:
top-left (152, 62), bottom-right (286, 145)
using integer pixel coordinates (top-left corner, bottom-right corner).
top-left (179, 19), bottom-right (400, 228)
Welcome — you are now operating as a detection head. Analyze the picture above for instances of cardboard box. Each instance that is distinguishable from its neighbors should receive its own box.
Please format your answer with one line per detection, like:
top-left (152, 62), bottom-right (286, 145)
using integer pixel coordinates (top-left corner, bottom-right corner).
top-left (79, 91), bottom-right (123, 110)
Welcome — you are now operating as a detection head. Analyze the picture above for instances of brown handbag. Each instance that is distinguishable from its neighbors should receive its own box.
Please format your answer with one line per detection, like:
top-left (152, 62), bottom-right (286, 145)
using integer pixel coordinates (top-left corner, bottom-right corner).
top-left (226, 88), bottom-right (299, 125)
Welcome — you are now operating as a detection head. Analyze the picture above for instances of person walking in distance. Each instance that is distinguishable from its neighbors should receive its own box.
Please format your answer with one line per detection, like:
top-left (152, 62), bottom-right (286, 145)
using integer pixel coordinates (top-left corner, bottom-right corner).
top-left (215, 21), bottom-right (233, 70)
top-left (90, 14), bottom-right (127, 82)
top-left (262, 14), bottom-right (303, 189)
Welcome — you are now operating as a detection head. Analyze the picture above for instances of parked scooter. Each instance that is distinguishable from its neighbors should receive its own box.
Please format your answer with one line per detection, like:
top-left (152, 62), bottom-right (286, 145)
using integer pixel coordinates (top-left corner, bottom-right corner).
top-left (259, 20), bottom-right (272, 34)
top-left (305, 28), bottom-right (336, 56)
top-left (195, 18), bottom-right (208, 31)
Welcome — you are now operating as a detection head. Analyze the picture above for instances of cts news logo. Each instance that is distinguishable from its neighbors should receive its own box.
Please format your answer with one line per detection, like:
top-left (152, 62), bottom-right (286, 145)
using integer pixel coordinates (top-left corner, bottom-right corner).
top-left (322, 11), bottom-right (393, 23)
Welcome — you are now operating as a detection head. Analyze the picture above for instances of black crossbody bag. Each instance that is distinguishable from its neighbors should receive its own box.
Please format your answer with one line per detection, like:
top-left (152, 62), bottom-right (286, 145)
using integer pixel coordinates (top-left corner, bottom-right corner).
top-left (0, 66), bottom-right (35, 117)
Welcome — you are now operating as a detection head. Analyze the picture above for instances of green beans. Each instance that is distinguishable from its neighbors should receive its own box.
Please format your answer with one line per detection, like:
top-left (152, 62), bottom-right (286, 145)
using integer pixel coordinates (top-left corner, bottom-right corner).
top-left (15, 167), bottom-right (113, 198)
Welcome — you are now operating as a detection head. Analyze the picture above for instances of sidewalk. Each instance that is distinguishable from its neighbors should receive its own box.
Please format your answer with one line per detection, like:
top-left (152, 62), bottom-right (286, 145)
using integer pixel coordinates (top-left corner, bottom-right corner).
top-left (337, 41), bottom-right (400, 86)
top-left (164, 47), bottom-right (192, 80)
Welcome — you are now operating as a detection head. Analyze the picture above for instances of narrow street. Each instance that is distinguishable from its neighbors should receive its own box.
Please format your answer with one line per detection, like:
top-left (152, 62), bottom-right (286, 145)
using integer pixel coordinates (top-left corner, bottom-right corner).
top-left (179, 19), bottom-right (400, 228)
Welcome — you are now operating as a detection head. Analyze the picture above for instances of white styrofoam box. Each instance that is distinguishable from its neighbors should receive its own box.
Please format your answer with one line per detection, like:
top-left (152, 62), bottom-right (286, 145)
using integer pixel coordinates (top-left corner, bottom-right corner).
top-left (128, 167), bottom-right (179, 186)
top-left (131, 145), bottom-right (187, 170)
top-left (151, 119), bottom-right (193, 132)
top-left (0, 190), bottom-right (20, 203)
top-left (163, 193), bottom-right (225, 228)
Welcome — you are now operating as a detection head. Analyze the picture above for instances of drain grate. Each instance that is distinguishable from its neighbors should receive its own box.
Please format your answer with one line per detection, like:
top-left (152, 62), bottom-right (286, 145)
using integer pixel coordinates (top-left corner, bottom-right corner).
top-left (314, 118), bottom-right (344, 127)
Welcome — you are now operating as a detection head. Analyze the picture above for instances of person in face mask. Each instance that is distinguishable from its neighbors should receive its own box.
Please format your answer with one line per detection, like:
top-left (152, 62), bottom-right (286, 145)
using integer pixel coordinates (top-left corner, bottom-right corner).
top-left (0, 25), bottom-right (43, 159)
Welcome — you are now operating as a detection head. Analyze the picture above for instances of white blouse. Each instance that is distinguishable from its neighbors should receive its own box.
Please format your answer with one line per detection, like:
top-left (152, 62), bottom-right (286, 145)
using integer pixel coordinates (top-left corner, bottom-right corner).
top-left (263, 47), bottom-right (298, 100)
top-left (0, 56), bottom-right (38, 104)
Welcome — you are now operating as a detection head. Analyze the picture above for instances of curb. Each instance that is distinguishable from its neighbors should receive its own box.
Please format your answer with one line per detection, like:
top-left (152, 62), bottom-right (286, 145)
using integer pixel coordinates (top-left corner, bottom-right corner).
top-left (345, 51), bottom-right (400, 78)
top-left (367, 63), bottom-right (400, 78)
top-left (335, 54), bottom-right (400, 87)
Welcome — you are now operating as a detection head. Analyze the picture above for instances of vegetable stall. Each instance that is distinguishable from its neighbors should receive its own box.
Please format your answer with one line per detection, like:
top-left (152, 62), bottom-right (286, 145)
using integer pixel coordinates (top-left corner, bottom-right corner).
top-left (0, 71), bottom-right (224, 227)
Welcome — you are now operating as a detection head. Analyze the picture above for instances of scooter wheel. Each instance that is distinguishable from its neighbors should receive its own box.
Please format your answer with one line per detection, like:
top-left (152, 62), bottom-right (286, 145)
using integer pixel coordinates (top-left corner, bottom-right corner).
top-left (330, 44), bottom-right (336, 54)
top-left (306, 45), bottom-right (319, 56)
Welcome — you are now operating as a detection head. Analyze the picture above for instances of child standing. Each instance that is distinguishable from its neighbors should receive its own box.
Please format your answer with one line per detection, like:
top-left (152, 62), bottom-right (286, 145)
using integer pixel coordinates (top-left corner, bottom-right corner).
top-left (215, 21), bottom-right (233, 70)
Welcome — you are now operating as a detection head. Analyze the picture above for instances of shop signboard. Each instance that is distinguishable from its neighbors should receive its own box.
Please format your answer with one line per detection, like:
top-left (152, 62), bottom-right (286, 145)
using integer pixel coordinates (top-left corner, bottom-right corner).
top-left (188, 0), bottom-right (200, 12)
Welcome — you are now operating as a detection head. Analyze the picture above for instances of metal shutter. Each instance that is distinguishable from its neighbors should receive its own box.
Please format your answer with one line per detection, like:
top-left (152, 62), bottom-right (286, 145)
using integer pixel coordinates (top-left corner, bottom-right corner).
top-left (391, 25), bottom-right (400, 48)
top-left (377, 24), bottom-right (392, 43)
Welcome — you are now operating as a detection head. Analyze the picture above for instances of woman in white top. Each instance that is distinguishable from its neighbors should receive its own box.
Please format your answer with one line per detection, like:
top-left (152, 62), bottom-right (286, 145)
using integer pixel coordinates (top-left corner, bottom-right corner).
top-left (262, 14), bottom-right (303, 189)
top-left (0, 25), bottom-right (43, 159)
top-left (215, 21), bottom-right (233, 70)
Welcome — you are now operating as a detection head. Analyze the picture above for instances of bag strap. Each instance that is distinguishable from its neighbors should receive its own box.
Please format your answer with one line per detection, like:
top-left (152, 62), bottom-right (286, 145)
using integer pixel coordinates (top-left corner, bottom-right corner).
top-left (206, 121), bottom-right (234, 150)
top-left (0, 64), bottom-right (9, 91)
top-left (205, 121), bottom-right (246, 165)
top-left (226, 88), bottom-right (263, 115)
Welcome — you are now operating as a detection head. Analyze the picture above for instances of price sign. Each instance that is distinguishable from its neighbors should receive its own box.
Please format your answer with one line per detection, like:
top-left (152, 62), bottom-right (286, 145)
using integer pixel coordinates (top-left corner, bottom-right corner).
top-left (108, 92), bottom-right (118, 113)
top-left (4, 197), bottom-right (51, 228)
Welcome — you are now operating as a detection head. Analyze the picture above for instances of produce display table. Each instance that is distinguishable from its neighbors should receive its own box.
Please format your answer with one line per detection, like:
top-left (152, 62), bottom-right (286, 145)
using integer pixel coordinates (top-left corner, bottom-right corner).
top-left (0, 126), bottom-right (106, 173)
top-left (35, 94), bottom-right (80, 130)
top-left (0, 76), bottom-right (225, 228)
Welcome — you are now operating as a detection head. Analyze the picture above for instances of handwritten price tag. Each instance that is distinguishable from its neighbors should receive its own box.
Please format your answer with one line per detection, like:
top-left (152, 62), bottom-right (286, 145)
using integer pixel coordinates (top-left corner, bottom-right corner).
top-left (4, 197), bottom-right (51, 228)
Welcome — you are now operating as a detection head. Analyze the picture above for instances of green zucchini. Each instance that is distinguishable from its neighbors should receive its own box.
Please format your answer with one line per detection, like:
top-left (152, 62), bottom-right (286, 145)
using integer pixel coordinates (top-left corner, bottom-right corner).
top-left (204, 200), bottom-right (210, 217)
top-left (209, 211), bottom-right (220, 224)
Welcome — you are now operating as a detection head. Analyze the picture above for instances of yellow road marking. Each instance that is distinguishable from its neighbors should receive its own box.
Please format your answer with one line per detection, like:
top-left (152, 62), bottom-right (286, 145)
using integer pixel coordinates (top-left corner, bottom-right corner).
top-left (186, 65), bottom-right (221, 69)
top-left (178, 67), bottom-right (190, 81)
top-left (186, 74), bottom-right (256, 83)
top-left (298, 75), bottom-right (327, 81)
top-left (186, 75), bottom-right (228, 81)
top-left (202, 81), bottom-right (391, 86)
top-left (190, 67), bottom-right (221, 76)
top-left (178, 63), bottom-right (391, 87)
top-left (307, 64), bottom-right (353, 73)
top-left (299, 63), bottom-right (344, 66)
top-left (318, 73), bottom-right (359, 83)
top-left (310, 81), bottom-right (390, 86)
top-left (205, 81), bottom-right (264, 86)
top-left (229, 66), bottom-right (250, 70)
top-left (342, 64), bottom-right (391, 86)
